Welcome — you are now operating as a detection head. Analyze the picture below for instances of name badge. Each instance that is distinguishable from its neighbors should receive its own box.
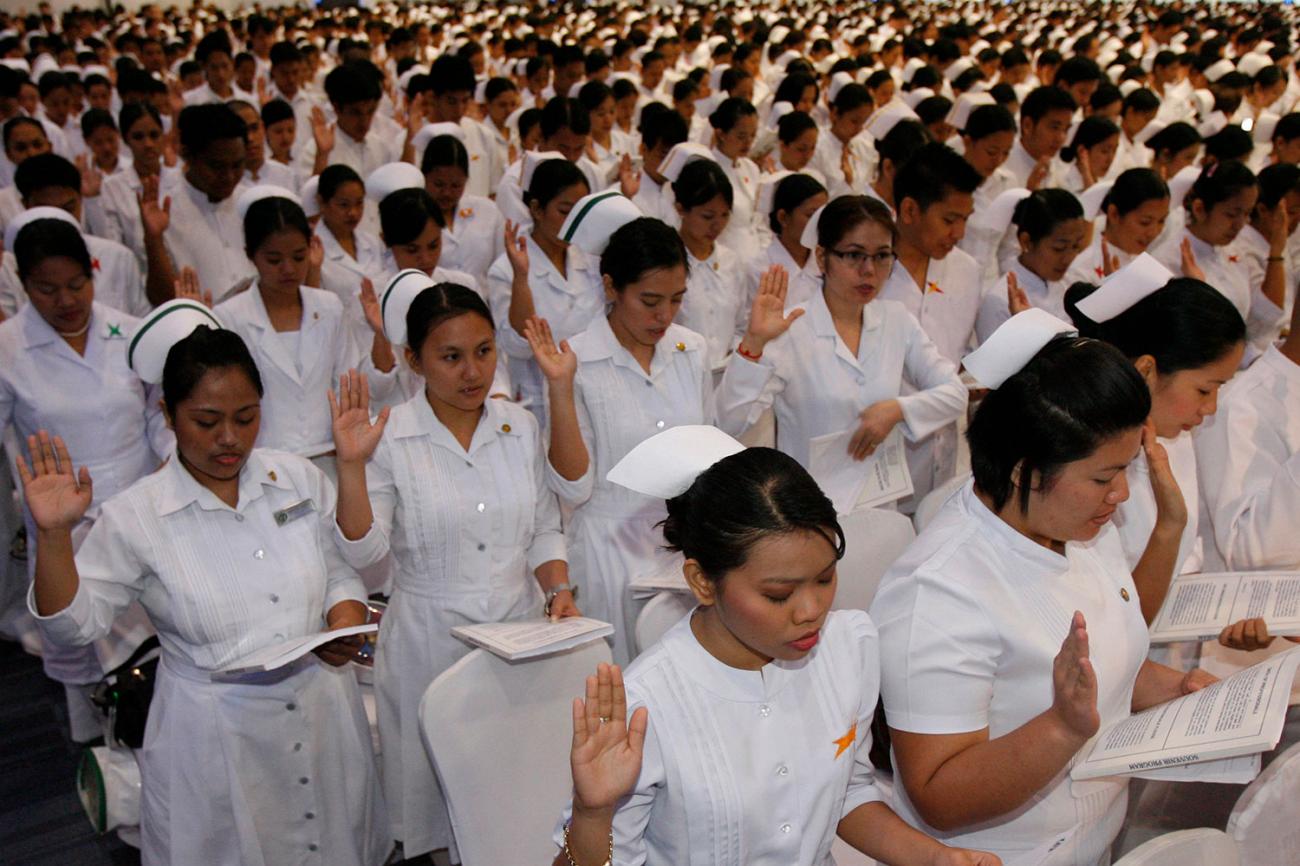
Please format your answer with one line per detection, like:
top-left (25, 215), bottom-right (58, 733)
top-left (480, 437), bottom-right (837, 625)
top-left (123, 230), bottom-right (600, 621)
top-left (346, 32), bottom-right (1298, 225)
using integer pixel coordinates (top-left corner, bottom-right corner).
top-left (273, 499), bottom-right (315, 527)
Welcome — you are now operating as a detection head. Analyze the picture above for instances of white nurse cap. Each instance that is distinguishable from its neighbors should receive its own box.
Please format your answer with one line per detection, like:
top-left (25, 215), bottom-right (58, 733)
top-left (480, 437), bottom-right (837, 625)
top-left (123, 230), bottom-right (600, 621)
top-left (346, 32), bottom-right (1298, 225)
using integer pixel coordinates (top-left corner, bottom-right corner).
top-left (128, 299), bottom-right (225, 384)
top-left (946, 92), bottom-right (995, 131)
top-left (799, 203), bottom-right (826, 250)
top-left (300, 175), bottom-right (321, 218)
top-left (235, 185), bottom-right (300, 221)
top-left (768, 100), bottom-right (795, 127)
top-left (1167, 164), bottom-right (1201, 210)
top-left (900, 87), bottom-right (934, 110)
top-left (963, 309), bottom-right (1076, 389)
top-left (827, 71), bottom-right (856, 104)
top-left (379, 268), bottom-right (436, 346)
top-left (1074, 253), bottom-right (1174, 323)
top-left (607, 425), bottom-right (746, 499)
top-left (971, 187), bottom-right (1033, 238)
top-left (658, 141), bottom-right (716, 184)
top-left (559, 191), bottom-right (643, 255)
top-left (366, 162), bottom-right (425, 203)
top-left (1079, 181), bottom-right (1112, 221)
top-left (4, 206), bottom-right (79, 252)
top-left (757, 170), bottom-right (794, 221)
top-left (520, 150), bottom-right (567, 192)
top-left (864, 101), bottom-right (918, 139)
top-left (1237, 53), bottom-right (1272, 78)
top-left (1203, 58), bottom-right (1235, 84)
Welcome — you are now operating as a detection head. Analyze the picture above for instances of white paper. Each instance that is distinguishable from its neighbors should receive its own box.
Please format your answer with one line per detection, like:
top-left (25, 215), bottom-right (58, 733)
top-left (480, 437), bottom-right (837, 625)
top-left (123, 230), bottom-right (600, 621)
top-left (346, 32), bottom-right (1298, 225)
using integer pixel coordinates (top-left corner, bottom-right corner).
top-left (1004, 826), bottom-right (1079, 866)
top-left (1071, 648), bottom-right (1300, 780)
top-left (808, 427), bottom-right (913, 515)
top-left (1149, 572), bottom-right (1300, 643)
top-left (629, 565), bottom-right (691, 598)
top-left (451, 617), bottom-right (613, 661)
top-left (213, 624), bottom-right (378, 679)
top-left (1132, 752), bottom-right (1261, 784)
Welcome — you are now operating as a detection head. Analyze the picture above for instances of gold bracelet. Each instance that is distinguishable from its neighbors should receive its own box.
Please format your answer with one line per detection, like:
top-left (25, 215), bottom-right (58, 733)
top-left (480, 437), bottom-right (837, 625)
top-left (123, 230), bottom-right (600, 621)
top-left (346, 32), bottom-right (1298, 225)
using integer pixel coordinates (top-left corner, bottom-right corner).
top-left (562, 819), bottom-right (613, 866)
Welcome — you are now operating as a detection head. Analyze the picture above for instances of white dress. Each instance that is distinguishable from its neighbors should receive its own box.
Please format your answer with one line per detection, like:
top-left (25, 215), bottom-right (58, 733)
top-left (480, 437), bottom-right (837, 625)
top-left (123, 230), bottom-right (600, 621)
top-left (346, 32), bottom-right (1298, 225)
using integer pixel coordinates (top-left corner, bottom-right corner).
top-left (334, 395), bottom-right (565, 857)
top-left (546, 317), bottom-right (712, 664)
top-left (30, 450), bottom-right (389, 866)
top-left (1112, 432), bottom-right (1203, 576)
top-left (0, 231), bottom-right (149, 319)
top-left (1152, 229), bottom-right (1265, 360)
top-left (975, 259), bottom-right (1070, 346)
top-left (88, 164), bottom-right (182, 275)
top-left (437, 194), bottom-right (505, 286)
top-left (748, 238), bottom-right (823, 309)
top-left (315, 221), bottom-right (388, 344)
top-left (555, 610), bottom-right (884, 865)
top-left (714, 290), bottom-right (966, 482)
top-left (163, 177), bottom-right (255, 303)
top-left (216, 285), bottom-right (396, 458)
top-left (1062, 235), bottom-right (1138, 291)
top-left (871, 481), bottom-right (1149, 866)
top-left (711, 147), bottom-right (763, 261)
top-left (677, 242), bottom-right (748, 371)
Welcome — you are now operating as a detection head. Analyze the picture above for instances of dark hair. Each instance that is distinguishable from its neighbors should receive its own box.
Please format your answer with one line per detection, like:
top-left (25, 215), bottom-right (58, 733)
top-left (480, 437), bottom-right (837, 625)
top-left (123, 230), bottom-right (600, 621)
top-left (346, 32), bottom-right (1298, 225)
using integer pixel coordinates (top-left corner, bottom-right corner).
top-left (1102, 168), bottom-right (1170, 215)
top-left (324, 62), bottom-right (382, 106)
top-left (600, 217), bottom-right (689, 289)
top-left (421, 134), bottom-right (470, 175)
top-left (1123, 87), bottom-right (1161, 114)
top-left (875, 119), bottom-right (931, 169)
top-left (968, 336), bottom-right (1151, 513)
top-left (774, 72), bottom-right (818, 105)
top-left (178, 103), bottom-right (247, 155)
top-left (79, 107), bottom-right (116, 140)
top-left (380, 187), bottom-right (444, 244)
top-left (540, 96), bottom-right (591, 139)
top-left (15, 218), bottom-right (91, 282)
top-left (1055, 56), bottom-right (1102, 86)
top-left (755, 98), bottom-right (807, 145)
top-left (428, 53), bottom-right (475, 95)
top-left (195, 30), bottom-right (233, 65)
top-left (1064, 278), bottom-right (1245, 373)
top-left (914, 95), bottom-right (954, 127)
top-left (1186, 161), bottom-right (1256, 213)
top-left (1020, 85), bottom-right (1077, 122)
top-left (832, 81), bottom-right (872, 113)
top-left (162, 326), bottom-right (264, 417)
top-left (406, 282), bottom-right (494, 355)
top-left (1203, 125), bottom-right (1254, 163)
top-left (672, 158), bottom-right (733, 210)
top-left (15, 153), bottom-right (80, 199)
top-left (244, 196), bottom-right (311, 258)
top-left (1060, 115), bottom-right (1119, 163)
top-left (893, 142), bottom-right (982, 210)
top-left (671, 78), bottom-right (699, 103)
top-left (816, 194), bottom-right (897, 248)
top-left (769, 173), bottom-right (827, 233)
top-left (3, 116), bottom-right (46, 153)
top-left (319, 164), bottom-right (364, 202)
top-left (709, 96), bottom-right (758, 132)
top-left (1147, 121), bottom-right (1202, 160)
top-left (1089, 83), bottom-right (1122, 113)
top-left (964, 103), bottom-right (1016, 139)
top-left (516, 107), bottom-right (543, 143)
top-left (578, 79), bottom-right (613, 113)
top-left (1012, 188), bottom-right (1084, 243)
top-left (260, 97), bottom-right (294, 128)
top-left (1256, 162), bottom-right (1300, 209)
top-left (1273, 112), bottom-right (1300, 143)
top-left (639, 103), bottom-right (689, 151)
top-left (484, 76), bottom-right (517, 102)
top-left (269, 41), bottom-right (303, 68)
top-left (525, 158), bottom-right (588, 209)
top-left (661, 447), bottom-right (845, 580)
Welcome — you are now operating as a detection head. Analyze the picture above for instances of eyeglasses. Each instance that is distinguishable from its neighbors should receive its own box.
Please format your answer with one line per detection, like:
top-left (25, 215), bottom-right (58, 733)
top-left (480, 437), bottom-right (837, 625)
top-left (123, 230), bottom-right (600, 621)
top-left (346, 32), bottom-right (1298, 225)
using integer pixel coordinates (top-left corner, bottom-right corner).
top-left (827, 249), bottom-right (896, 271)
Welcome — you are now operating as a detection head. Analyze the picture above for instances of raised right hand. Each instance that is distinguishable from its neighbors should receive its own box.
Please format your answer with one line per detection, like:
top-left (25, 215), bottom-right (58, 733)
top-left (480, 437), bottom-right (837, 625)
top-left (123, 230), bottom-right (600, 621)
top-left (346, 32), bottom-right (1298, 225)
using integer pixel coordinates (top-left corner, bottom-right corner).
top-left (1100, 239), bottom-right (1119, 277)
top-left (173, 266), bottom-right (213, 308)
top-left (138, 173), bottom-right (171, 237)
top-left (570, 663), bottom-right (649, 813)
top-left (523, 316), bottom-right (577, 384)
top-left (328, 369), bottom-right (390, 465)
top-left (1006, 271), bottom-right (1030, 316)
top-left (742, 265), bottom-right (803, 352)
top-left (1050, 611), bottom-right (1100, 741)
top-left (15, 432), bottom-right (92, 532)
top-left (504, 220), bottom-right (530, 275)
top-left (1180, 237), bottom-right (1206, 282)
top-left (311, 106), bottom-right (335, 155)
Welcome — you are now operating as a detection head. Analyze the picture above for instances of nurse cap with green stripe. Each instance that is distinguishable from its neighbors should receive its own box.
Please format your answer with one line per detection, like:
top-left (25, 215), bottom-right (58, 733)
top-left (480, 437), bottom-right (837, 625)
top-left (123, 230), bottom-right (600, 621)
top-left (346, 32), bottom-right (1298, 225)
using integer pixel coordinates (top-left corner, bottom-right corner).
top-left (127, 299), bottom-right (224, 384)
top-left (558, 191), bottom-right (643, 256)
top-left (380, 268), bottom-right (437, 346)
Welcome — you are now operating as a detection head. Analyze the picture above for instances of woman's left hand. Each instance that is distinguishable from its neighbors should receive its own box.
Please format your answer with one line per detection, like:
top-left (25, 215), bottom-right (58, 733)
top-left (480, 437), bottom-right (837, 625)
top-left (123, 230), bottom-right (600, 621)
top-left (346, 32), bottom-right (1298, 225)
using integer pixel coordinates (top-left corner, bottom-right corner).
top-left (1179, 668), bottom-right (1218, 695)
top-left (314, 600), bottom-right (370, 666)
top-left (548, 590), bottom-right (582, 621)
top-left (1143, 420), bottom-right (1187, 531)
top-left (849, 400), bottom-right (903, 460)
top-left (1219, 617), bottom-right (1276, 652)
top-left (929, 847), bottom-right (1003, 866)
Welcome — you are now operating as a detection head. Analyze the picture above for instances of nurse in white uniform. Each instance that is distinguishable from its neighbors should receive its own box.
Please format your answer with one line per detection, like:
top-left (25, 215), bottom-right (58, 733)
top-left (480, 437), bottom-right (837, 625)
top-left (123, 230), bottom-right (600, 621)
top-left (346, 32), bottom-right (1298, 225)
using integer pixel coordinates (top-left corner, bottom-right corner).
top-left (716, 195), bottom-right (966, 489)
top-left (751, 172), bottom-right (827, 307)
top-left (871, 311), bottom-right (1215, 866)
top-left (528, 210), bottom-right (711, 664)
top-left (23, 311), bottom-right (388, 866)
top-left (330, 275), bottom-right (575, 859)
top-left (707, 97), bottom-right (763, 261)
top-left (1063, 169), bottom-right (1170, 288)
top-left (315, 164), bottom-right (387, 330)
top-left (976, 189), bottom-right (1088, 344)
top-left (0, 218), bottom-right (170, 739)
top-left (669, 156), bottom-right (747, 372)
top-left (1065, 258), bottom-right (1246, 620)
top-left (554, 425), bottom-right (999, 866)
top-left (487, 157), bottom-right (602, 420)
top-left (420, 132), bottom-right (505, 286)
top-left (215, 187), bottom-right (396, 465)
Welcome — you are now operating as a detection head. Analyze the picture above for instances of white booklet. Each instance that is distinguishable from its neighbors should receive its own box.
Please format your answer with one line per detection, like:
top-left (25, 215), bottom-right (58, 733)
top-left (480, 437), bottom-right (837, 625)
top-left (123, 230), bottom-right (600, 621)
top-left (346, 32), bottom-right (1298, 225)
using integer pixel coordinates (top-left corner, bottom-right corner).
top-left (1149, 571), bottom-right (1300, 643)
top-left (808, 427), bottom-right (913, 515)
top-left (213, 624), bottom-right (379, 680)
top-left (629, 564), bottom-right (691, 598)
top-left (1071, 647), bottom-right (1300, 781)
top-left (451, 617), bottom-right (613, 661)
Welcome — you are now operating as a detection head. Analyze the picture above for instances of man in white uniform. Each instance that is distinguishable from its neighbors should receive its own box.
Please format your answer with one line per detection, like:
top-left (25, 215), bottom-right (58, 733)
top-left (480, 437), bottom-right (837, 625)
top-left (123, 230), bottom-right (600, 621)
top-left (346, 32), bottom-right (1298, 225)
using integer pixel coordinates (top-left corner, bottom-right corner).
top-left (1000, 86), bottom-right (1075, 190)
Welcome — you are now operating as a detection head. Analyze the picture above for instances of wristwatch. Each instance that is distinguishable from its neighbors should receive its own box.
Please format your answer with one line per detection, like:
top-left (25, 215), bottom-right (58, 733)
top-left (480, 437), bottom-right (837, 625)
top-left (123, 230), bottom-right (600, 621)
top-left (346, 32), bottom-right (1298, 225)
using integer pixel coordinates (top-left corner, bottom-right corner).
top-left (544, 583), bottom-right (578, 617)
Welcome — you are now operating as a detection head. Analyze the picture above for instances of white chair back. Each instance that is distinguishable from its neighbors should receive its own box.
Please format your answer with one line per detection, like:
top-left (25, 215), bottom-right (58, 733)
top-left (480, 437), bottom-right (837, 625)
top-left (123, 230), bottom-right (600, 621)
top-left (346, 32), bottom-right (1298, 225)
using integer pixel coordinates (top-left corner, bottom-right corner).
top-left (1227, 740), bottom-right (1300, 866)
top-left (1112, 828), bottom-right (1240, 866)
top-left (911, 473), bottom-right (968, 534)
top-left (635, 591), bottom-right (696, 656)
top-left (418, 639), bottom-right (612, 866)
top-left (833, 507), bottom-right (915, 612)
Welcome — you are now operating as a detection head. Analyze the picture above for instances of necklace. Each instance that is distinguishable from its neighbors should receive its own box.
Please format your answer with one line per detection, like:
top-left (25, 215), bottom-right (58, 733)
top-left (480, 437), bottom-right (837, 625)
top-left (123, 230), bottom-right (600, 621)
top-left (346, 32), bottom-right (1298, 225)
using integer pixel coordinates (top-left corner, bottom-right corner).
top-left (57, 322), bottom-right (91, 338)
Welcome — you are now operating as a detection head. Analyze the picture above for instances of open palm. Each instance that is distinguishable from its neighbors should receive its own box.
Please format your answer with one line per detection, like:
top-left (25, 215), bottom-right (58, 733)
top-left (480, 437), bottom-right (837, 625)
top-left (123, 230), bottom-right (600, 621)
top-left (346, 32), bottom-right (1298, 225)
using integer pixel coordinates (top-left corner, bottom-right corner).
top-left (523, 316), bottom-right (577, 383)
top-left (16, 432), bottom-right (92, 532)
top-left (570, 663), bottom-right (649, 813)
top-left (329, 370), bottom-right (390, 465)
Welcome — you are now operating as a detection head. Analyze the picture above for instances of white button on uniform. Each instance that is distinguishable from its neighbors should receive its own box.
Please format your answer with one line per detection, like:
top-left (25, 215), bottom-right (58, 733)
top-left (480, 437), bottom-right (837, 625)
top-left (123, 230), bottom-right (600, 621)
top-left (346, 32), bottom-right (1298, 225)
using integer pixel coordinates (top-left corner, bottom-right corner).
top-left (758, 704), bottom-right (771, 718)
top-left (780, 823), bottom-right (792, 834)
top-left (777, 765), bottom-right (789, 776)
top-left (655, 420), bottom-right (665, 429)
top-left (476, 502), bottom-right (486, 512)
top-left (254, 549), bottom-right (265, 560)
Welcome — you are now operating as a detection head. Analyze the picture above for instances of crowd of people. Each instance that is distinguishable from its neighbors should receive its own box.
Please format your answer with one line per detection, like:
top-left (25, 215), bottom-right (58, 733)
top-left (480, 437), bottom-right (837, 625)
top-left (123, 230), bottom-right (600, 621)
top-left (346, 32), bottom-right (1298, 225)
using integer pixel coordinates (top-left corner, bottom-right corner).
top-left (3, 0), bottom-right (1300, 863)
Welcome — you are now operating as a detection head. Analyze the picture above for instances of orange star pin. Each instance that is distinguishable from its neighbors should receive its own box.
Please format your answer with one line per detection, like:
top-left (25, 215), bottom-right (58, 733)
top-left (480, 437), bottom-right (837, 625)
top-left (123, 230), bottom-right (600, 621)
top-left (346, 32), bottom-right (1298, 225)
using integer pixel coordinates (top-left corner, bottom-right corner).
top-left (459, 207), bottom-right (475, 219)
top-left (92, 257), bottom-right (102, 271)
top-left (1228, 254), bottom-right (1239, 263)
top-left (1094, 266), bottom-right (1104, 278)
top-left (926, 281), bottom-right (943, 294)
top-left (833, 722), bottom-right (857, 759)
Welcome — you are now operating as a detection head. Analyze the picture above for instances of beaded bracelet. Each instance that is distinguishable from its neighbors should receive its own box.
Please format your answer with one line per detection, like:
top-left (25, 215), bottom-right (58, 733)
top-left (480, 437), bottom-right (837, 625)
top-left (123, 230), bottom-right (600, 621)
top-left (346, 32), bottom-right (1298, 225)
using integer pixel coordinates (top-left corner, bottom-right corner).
top-left (562, 819), bottom-right (613, 866)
